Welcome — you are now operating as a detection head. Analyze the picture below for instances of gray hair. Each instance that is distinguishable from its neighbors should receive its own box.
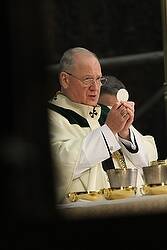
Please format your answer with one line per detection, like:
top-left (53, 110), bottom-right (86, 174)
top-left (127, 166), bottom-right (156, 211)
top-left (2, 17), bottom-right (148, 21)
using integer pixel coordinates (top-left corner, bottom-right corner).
top-left (58, 47), bottom-right (98, 73)
top-left (100, 75), bottom-right (126, 96)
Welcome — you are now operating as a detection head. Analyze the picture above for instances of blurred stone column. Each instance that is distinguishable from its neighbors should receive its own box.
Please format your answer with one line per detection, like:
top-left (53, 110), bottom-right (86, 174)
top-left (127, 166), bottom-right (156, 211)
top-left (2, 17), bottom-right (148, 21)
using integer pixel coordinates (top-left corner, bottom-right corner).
top-left (161, 0), bottom-right (167, 141)
top-left (2, 0), bottom-right (56, 223)
top-left (161, 0), bottom-right (167, 81)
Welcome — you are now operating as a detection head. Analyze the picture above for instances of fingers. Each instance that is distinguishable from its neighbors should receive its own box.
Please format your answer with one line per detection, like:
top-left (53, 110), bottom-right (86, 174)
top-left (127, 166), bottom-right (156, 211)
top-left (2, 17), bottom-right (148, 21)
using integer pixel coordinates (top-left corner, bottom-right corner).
top-left (113, 100), bottom-right (135, 109)
top-left (117, 102), bottom-right (134, 118)
top-left (117, 104), bottom-right (129, 118)
top-left (106, 101), bottom-right (134, 134)
top-left (121, 101), bottom-right (135, 111)
top-left (121, 112), bottom-right (129, 119)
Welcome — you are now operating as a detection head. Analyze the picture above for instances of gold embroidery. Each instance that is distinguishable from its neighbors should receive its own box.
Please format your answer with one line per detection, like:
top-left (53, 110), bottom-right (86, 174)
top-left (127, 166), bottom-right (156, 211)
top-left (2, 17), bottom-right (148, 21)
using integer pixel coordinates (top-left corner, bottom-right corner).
top-left (112, 150), bottom-right (127, 169)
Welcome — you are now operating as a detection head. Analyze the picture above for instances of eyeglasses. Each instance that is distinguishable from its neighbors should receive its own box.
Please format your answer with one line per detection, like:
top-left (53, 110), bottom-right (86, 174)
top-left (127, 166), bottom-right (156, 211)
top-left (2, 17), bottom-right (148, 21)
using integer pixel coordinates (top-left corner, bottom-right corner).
top-left (64, 71), bottom-right (107, 86)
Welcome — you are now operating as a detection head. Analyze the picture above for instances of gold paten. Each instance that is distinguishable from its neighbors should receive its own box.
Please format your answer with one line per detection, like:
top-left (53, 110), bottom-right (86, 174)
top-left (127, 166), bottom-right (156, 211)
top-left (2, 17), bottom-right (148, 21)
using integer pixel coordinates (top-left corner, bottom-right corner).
top-left (67, 186), bottom-right (136, 202)
top-left (142, 183), bottom-right (167, 195)
top-left (101, 187), bottom-right (136, 200)
top-left (67, 191), bottom-right (104, 202)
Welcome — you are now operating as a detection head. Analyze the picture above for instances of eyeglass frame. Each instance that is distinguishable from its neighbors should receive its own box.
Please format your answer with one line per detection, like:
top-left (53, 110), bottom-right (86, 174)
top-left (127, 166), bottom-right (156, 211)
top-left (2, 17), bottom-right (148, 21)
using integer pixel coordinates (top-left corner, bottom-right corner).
top-left (64, 71), bottom-right (107, 86)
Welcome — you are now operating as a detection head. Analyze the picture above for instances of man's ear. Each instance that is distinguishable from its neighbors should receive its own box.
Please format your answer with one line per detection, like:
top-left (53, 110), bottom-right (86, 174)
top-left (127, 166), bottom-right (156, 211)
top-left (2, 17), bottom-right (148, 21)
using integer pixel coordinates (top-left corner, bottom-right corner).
top-left (59, 72), bottom-right (70, 89)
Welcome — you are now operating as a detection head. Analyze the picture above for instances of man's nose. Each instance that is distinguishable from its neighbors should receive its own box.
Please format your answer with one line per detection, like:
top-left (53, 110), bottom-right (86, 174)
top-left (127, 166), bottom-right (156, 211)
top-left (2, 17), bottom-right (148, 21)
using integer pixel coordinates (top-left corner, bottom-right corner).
top-left (89, 80), bottom-right (100, 90)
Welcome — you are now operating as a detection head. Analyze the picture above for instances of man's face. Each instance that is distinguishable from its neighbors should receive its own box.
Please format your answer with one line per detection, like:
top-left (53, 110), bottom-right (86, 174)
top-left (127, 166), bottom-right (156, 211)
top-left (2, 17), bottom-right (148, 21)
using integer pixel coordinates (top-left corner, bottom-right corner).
top-left (98, 93), bottom-right (117, 107)
top-left (60, 54), bottom-right (102, 106)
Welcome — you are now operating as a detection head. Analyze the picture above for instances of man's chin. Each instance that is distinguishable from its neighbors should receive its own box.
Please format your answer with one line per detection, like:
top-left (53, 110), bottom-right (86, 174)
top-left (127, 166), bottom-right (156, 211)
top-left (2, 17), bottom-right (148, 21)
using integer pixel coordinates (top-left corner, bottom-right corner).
top-left (87, 101), bottom-right (97, 107)
top-left (87, 97), bottom-right (98, 106)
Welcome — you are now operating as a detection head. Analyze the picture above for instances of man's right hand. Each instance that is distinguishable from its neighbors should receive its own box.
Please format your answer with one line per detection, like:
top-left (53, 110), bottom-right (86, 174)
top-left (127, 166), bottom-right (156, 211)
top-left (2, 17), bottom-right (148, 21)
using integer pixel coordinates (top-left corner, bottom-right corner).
top-left (105, 102), bottom-right (129, 135)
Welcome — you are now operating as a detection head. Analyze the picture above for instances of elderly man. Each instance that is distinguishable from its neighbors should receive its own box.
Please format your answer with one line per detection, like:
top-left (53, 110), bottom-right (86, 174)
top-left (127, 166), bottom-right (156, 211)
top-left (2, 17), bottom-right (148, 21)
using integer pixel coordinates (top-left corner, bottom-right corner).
top-left (48, 47), bottom-right (158, 203)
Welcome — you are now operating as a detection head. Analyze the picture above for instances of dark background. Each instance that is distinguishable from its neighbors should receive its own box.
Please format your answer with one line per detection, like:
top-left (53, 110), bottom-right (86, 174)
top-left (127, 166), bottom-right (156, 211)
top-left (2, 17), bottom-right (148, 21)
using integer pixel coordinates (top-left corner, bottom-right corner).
top-left (44, 0), bottom-right (163, 63)
top-left (2, 0), bottom-right (167, 247)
